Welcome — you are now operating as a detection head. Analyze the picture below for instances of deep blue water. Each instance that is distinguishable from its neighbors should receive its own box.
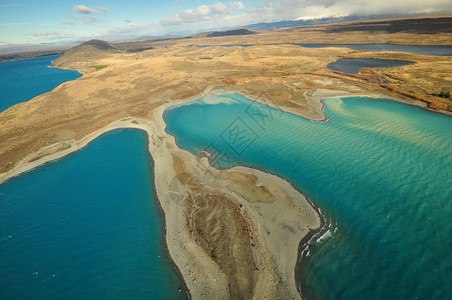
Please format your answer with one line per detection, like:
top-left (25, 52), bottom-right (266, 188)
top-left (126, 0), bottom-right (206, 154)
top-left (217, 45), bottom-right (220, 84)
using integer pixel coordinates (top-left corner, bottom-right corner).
top-left (198, 44), bottom-right (452, 56)
top-left (0, 129), bottom-right (186, 299)
top-left (327, 58), bottom-right (415, 74)
top-left (163, 93), bottom-right (452, 300)
top-left (0, 56), bottom-right (81, 112)
top-left (297, 44), bottom-right (452, 56)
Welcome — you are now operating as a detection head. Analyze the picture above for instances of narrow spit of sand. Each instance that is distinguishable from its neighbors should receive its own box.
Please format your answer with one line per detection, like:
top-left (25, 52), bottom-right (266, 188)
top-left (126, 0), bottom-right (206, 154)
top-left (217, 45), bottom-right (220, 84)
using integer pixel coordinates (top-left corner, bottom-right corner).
top-left (4, 88), bottom-right (443, 298)
top-left (0, 94), bottom-right (322, 299)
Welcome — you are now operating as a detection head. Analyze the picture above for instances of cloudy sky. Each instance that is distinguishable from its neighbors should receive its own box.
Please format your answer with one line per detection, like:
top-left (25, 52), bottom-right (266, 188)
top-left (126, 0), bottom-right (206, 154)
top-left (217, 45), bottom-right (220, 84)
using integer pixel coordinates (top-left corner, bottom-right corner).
top-left (0, 0), bottom-right (451, 45)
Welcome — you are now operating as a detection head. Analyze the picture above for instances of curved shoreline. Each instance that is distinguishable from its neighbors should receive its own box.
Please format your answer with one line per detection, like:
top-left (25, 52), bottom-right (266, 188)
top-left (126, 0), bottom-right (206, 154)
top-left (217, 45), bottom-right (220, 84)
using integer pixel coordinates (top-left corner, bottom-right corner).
top-left (159, 89), bottom-right (452, 299)
top-left (0, 56), bottom-right (83, 114)
top-left (1, 88), bottom-right (450, 299)
top-left (1, 32), bottom-right (452, 298)
top-left (0, 93), bottom-right (322, 299)
top-left (162, 91), bottom-right (330, 299)
top-left (2, 86), bottom-right (448, 185)
top-left (295, 198), bottom-right (329, 300)
top-left (144, 131), bottom-right (192, 300)
top-left (165, 119), bottom-right (328, 299)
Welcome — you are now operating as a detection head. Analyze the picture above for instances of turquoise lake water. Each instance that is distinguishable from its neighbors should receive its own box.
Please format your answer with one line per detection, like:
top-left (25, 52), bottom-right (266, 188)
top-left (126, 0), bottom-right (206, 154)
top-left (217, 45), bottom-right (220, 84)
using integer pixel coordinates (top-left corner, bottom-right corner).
top-left (164, 93), bottom-right (452, 300)
top-left (0, 55), bottom-right (81, 112)
top-left (0, 129), bottom-right (186, 299)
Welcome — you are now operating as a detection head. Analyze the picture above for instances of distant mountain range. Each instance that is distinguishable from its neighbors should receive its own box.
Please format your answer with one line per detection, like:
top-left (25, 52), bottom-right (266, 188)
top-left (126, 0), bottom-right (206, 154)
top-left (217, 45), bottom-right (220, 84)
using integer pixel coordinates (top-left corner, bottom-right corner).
top-left (0, 15), bottom-right (393, 55)
top-left (247, 16), bottom-right (363, 30)
top-left (245, 13), bottom-right (444, 30)
top-left (1, 14), bottom-right (451, 62)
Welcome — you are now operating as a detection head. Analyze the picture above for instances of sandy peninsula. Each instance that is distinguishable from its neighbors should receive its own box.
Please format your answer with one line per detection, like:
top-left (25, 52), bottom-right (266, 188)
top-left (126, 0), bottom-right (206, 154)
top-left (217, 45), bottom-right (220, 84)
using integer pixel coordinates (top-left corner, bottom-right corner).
top-left (0, 94), bottom-right (322, 299)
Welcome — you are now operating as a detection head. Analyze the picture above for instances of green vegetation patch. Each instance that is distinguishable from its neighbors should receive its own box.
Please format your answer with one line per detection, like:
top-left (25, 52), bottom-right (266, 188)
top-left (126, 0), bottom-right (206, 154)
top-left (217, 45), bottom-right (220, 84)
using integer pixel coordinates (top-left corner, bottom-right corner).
top-left (89, 65), bottom-right (108, 70)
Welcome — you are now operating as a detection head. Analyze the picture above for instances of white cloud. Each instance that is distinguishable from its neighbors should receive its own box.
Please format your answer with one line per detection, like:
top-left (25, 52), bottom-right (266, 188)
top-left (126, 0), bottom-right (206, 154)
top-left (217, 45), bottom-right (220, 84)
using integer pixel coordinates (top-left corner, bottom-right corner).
top-left (228, 1), bottom-right (245, 11)
top-left (73, 5), bottom-right (98, 15)
top-left (31, 31), bottom-right (62, 37)
top-left (179, 0), bottom-right (186, 5)
top-left (152, 0), bottom-right (452, 37)
top-left (99, 6), bottom-right (108, 13)
top-left (161, 2), bottom-right (229, 26)
top-left (111, 23), bottom-right (146, 33)
top-left (82, 17), bottom-right (103, 24)
top-left (0, 22), bottom-right (29, 27)
top-left (27, 31), bottom-right (76, 44)
top-left (275, 0), bottom-right (452, 20)
top-left (60, 21), bottom-right (76, 26)
top-left (11, 0), bottom-right (452, 46)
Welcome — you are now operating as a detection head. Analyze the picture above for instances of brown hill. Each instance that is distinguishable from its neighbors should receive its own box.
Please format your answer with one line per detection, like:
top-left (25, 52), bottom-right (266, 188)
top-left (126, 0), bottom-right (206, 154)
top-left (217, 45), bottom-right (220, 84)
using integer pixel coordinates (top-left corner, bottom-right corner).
top-left (53, 39), bottom-right (122, 69)
top-left (193, 28), bottom-right (257, 39)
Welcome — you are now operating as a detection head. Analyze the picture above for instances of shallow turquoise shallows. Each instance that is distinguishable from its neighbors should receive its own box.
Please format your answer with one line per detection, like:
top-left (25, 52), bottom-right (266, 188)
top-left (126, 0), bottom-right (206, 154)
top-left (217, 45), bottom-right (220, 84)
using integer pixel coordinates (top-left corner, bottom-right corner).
top-left (0, 55), bottom-right (81, 112)
top-left (0, 129), bottom-right (186, 300)
top-left (163, 93), bottom-right (452, 300)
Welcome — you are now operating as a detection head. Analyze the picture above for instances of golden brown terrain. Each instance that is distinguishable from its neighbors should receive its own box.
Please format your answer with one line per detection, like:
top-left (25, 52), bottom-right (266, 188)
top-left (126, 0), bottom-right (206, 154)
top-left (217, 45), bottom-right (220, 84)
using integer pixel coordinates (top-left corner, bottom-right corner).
top-left (1, 15), bottom-right (452, 299)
